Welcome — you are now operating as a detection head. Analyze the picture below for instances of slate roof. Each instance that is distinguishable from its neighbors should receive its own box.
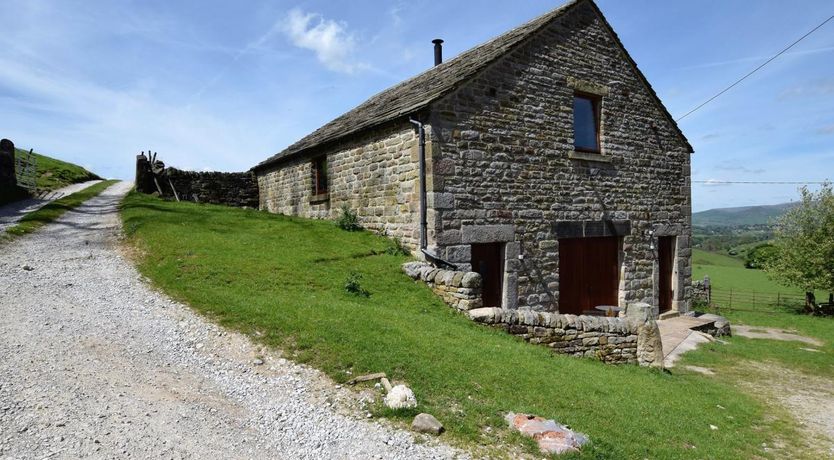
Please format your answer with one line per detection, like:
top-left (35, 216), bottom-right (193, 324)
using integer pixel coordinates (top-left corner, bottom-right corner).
top-left (254, 0), bottom-right (691, 171)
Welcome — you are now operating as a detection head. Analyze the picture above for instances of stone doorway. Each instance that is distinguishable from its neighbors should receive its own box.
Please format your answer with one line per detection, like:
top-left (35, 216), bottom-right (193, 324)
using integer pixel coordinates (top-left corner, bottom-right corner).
top-left (657, 236), bottom-right (675, 313)
top-left (471, 243), bottom-right (505, 308)
top-left (558, 236), bottom-right (620, 315)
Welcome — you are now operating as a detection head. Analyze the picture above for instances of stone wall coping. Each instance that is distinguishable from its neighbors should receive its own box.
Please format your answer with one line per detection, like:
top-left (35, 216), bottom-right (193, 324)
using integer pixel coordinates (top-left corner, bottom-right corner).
top-left (468, 307), bottom-right (640, 334)
top-left (402, 261), bottom-right (481, 289)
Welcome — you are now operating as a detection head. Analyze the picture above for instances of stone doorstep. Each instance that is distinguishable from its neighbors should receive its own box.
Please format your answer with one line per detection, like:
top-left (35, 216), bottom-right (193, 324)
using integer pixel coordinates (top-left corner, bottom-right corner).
top-left (657, 315), bottom-right (722, 367)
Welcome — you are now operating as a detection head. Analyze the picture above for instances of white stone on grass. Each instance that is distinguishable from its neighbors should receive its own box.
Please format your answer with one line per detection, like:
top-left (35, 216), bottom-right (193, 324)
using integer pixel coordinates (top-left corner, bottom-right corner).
top-left (384, 385), bottom-right (417, 410)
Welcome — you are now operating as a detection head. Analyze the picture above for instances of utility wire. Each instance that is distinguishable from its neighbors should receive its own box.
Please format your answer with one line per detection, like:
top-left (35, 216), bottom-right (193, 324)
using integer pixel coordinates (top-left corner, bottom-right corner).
top-left (693, 180), bottom-right (829, 185)
top-left (676, 13), bottom-right (834, 122)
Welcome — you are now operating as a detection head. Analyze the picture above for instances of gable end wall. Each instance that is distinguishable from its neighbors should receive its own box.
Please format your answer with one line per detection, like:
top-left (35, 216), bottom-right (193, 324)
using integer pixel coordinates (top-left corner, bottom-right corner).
top-left (426, 1), bottom-right (692, 313)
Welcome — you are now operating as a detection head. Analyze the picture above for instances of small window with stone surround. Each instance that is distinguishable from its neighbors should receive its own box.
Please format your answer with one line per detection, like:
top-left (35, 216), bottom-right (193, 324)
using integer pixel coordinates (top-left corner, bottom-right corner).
top-left (573, 93), bottom-right (601, 153)
top-left (311, 156), bottom-right (328, 201)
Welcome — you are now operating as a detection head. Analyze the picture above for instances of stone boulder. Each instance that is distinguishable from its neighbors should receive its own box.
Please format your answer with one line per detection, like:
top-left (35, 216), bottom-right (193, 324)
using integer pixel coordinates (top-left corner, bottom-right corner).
top-left (411, 413), bottom-right (443, 435)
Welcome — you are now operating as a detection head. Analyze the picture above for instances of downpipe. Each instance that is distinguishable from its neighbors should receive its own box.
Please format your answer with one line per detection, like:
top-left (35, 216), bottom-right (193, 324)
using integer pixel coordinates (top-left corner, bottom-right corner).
top-left (409, 117), bottom-right (457, 270)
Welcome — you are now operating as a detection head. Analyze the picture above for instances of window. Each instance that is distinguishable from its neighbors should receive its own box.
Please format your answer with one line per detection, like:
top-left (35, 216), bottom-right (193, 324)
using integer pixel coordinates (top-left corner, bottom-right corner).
top-left (312, 156), bottom-right (328, 196)
top-left (573, 94), bottom-right (601, 153)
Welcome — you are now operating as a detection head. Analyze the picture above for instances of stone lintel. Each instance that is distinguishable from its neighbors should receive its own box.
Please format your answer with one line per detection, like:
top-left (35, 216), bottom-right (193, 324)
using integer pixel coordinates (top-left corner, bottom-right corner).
top-left (552, 220), bottom-right (631, 239)
top-left (460, 224), bottom-right (515, 244)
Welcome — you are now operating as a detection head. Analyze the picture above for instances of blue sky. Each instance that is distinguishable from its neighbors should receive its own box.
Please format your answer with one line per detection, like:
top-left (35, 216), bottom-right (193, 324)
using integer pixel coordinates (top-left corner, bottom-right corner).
top-left (0, 0), bottom-right (831, 211)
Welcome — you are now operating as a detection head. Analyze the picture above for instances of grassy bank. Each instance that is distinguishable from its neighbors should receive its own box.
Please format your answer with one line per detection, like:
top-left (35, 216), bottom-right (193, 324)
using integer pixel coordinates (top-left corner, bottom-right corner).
top-left (4, 180), bottom-right (117, 238)
top-left (119, 191), bottom-right (815, 459)
top-left (17, 148), bottom-right (102, 191)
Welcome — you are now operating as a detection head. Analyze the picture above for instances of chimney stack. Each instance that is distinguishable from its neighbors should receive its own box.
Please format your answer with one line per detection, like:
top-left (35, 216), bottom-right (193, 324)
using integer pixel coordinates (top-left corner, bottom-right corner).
top-left (432, 39), bottom-right (444, 66)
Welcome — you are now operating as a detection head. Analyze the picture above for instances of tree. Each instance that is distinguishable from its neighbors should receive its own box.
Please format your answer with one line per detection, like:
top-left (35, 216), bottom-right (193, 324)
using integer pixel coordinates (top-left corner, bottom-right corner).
top-left (744, 243), bottom-right (778, 270)
top-left (765, 182), bottom-right (834, 314)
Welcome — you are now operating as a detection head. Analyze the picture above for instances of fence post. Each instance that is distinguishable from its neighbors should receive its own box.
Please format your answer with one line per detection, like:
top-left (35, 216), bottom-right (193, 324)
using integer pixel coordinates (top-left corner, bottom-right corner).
top-left (777, 292), bottom-right (781, 308)
top-left (753, 291), bottom-right (756, 309)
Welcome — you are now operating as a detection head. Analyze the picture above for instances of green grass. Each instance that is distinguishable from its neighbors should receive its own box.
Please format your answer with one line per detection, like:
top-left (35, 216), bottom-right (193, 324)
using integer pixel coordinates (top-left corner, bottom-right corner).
top-left (15, 147), bottom-right (101, 191)
top-left (3, 180), bottom-right (117, 238)
top-left (120, 191), bottom-right (815, 459)
top-left (692, 249), bottom-right (827, 311)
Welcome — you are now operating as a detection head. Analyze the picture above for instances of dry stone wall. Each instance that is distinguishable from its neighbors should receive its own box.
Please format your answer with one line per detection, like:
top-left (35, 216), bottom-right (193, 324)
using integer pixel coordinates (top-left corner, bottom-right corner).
top-left (257, 122), bottom-right (422, 249)
top-left (134, 155), bottom-right (258, 208)
top-left (426, 1), bottom-right (692, 313)
top-left (165, 168), bottom-right (258, 208)
top-left (468, 303), bottom-right (663, 366)
top-left (403, 261), bottom-right (482, 311)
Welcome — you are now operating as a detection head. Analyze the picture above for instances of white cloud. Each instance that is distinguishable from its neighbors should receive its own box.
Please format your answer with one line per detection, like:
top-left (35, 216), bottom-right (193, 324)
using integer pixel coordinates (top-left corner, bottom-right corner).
top-left (282, 8), bottom-right (362, 73)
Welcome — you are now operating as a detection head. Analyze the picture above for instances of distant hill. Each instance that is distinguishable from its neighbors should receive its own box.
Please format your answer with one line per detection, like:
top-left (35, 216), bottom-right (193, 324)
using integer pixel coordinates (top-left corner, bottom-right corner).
top-left (693, 202), bottom-right (797, 227)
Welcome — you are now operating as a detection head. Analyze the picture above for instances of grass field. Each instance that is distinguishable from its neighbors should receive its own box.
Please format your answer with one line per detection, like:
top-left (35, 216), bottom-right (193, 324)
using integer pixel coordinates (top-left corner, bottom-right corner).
top-left (692, 248), bottom-right (828, 312)
top-left (3, 180), bottom-right (117, 239)
top-left (120, 192), bottom-right (821, 459)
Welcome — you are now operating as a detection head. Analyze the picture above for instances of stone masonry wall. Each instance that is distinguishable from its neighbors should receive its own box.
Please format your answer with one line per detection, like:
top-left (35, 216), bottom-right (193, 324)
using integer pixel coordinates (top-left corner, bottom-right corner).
top-left (403, 262), bottom-right (482, 311)
top-left (426, 1), bottom-right (692, 314)
top-left (134, 156), bottom-right (258, 208)
top-left (257, 122), bottom-right (422, 249)
top-left (165, 168), bottom-right (259, 208)
top-left (467, 304), bottom-right (663, 366)
top-left (403, 259), bottom-right (663, 366)
top-left (469, 307), bottom-right (639, 364)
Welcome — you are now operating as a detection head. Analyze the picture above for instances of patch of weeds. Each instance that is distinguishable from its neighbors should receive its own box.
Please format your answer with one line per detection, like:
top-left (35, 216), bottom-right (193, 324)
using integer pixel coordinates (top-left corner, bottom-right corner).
top-left (344, 271), bottom-right (370, 297)
top-left (385, 237), bottom-right (411, 256)
top-left (336, 205), bottom-right (361, 231)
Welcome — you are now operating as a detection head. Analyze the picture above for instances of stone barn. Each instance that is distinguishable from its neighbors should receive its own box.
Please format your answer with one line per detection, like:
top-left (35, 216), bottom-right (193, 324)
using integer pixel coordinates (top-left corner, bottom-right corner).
top-left (253, 0), bottom-right (693, 317)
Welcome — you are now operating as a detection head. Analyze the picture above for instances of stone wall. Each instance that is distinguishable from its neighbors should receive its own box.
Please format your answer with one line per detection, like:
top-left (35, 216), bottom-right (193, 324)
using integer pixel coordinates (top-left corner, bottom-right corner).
top-left (425, 1), bottom-right (692, 313)
top-left (134, 155), bottom-right (258, 208)
top-left (403, 262), bottom-right (482, 311)
top-left (692, 279), bottom-right (710, 306)
top-left (165, 168), bottom-right (259, 208)
top-left (257, 122), bottom-right (422, 249)
top-left (467, 303), bottom-right (663, 366)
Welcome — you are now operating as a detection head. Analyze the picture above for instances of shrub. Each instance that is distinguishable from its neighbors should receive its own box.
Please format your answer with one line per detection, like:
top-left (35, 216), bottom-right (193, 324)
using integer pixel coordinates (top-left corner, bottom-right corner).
top-left (336, 205), bottom-right (361, 231)
top-left (344, 271), bottom-right (370, 297)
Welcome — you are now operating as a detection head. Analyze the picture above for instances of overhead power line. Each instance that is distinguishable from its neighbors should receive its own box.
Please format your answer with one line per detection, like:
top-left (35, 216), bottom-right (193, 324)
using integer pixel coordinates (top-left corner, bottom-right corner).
top-left (693, 180), bottom-right (829, 185)
top-left (676, 13), bottom-right (834, 122)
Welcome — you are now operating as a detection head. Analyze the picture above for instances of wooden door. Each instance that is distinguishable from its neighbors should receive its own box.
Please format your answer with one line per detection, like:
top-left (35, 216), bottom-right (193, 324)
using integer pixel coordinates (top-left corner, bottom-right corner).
top-left (657, 236), bottom-right (675, 313)
top-left (471, 243), bottom-right (504, 308)
top-left (558, 237), bottom-right (619, 315)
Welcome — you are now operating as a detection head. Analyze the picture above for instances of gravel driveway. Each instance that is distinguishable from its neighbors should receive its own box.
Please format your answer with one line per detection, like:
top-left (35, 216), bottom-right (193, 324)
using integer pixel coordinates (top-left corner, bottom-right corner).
top-left (0, 181), bottom-right (463, 459)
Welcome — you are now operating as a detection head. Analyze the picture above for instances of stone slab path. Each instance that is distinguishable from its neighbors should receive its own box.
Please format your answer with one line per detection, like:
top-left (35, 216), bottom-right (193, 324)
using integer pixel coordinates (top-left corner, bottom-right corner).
top-left (0, 180), bottom-right (102, 233)
top-left (657, 315), bottom-right (716, 367)
top-left (0, 181), bottom-right (462, 459)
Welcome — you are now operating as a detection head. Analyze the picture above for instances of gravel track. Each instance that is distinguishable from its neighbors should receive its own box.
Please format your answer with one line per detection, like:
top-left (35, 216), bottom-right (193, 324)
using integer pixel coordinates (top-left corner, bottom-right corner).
top-left (0, 181), bottom-right (463, 459)
top-left (0, 180), bottom-right (102, 233)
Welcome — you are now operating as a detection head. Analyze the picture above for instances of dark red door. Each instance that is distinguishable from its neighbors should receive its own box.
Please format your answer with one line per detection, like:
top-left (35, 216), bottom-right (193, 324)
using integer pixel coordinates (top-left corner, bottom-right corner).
top-left (658, 236), bottom-right (675, 313)
top-left (471, 243), bottom-right (504, 308)
top-left (558, 237), bottom-right (619, 315)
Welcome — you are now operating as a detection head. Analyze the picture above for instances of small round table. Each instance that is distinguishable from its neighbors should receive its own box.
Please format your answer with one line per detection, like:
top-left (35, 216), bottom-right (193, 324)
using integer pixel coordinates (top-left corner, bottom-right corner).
top-left (595, 305), bottom-right (622, 317)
